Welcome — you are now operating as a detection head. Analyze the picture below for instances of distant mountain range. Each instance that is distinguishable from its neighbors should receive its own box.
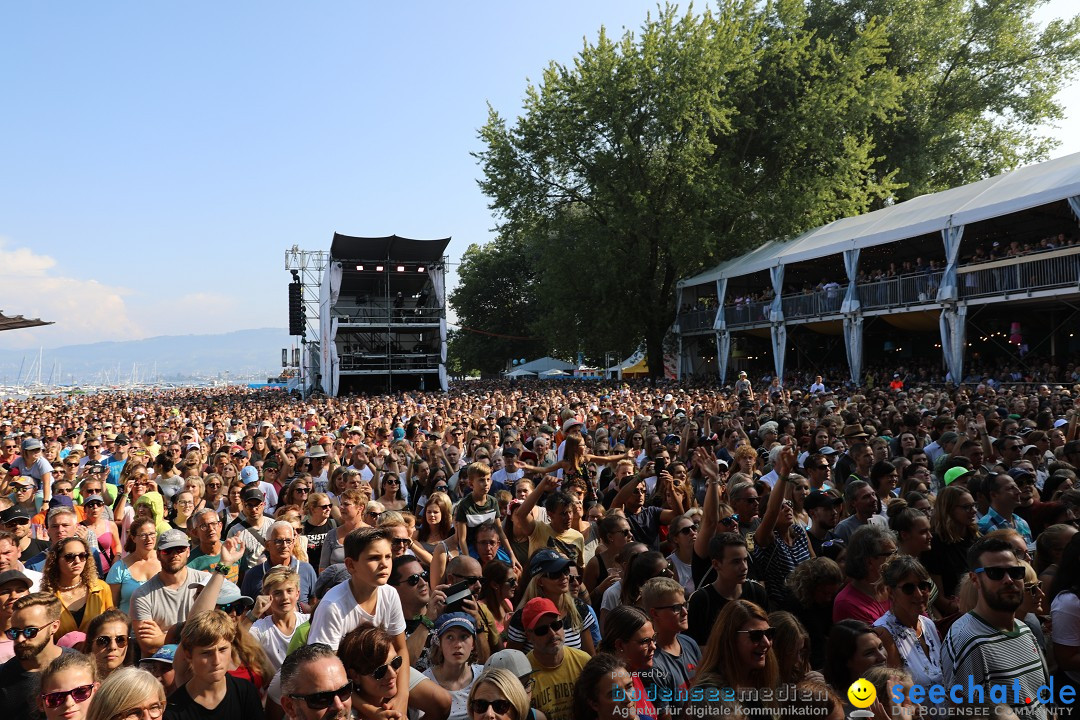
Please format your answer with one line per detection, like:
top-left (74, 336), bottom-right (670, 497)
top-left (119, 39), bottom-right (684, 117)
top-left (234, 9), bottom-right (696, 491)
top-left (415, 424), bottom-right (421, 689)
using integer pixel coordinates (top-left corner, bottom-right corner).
top-left (0, 328), bottom-right (295, 384)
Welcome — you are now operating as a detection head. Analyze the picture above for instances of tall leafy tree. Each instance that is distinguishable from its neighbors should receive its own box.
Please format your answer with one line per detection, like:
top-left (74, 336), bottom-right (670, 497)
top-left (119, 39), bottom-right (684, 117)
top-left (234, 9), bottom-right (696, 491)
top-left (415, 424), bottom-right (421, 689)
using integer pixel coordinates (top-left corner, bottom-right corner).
top-left (475, 1), bottom-right (902, 377)
top-left (804, 0), bottom-right (1080, 199)
top-left (448, 232), bottom-right (545, 375)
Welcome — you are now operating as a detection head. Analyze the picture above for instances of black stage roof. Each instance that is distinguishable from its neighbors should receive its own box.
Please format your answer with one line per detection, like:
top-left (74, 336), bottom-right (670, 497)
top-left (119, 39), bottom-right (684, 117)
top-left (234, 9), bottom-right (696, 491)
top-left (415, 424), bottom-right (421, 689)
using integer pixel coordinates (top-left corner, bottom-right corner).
top-left (330, 234), bottom-right (450, 263)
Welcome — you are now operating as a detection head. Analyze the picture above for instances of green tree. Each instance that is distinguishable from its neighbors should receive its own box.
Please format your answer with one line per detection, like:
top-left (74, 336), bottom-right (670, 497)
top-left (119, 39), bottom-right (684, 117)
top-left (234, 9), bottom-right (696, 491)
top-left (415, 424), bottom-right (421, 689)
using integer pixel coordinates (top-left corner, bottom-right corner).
top-left (805, 0), bottom-right (1080, 199)
top-left (475, 1), bottom-right (902, 377)
top-left (448, 232), bottom-right (546, 375)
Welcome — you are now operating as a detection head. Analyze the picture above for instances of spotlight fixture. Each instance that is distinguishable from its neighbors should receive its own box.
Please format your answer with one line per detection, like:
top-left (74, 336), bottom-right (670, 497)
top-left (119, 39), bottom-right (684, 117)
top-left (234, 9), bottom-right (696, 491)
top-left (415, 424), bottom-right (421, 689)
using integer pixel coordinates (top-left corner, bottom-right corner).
top-left (397, 265), bottom-right (405, 272)
top-left (417, 266), bottom-right (425, 272)
top-left (376, 265), bottom-right (384, 272)
top-left (356, 265), bottom-right (364, 271)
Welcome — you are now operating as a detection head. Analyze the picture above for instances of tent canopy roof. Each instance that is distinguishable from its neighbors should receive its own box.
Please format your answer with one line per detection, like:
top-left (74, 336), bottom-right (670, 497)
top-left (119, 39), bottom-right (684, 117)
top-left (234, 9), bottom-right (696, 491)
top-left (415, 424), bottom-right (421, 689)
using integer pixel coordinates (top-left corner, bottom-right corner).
top-left (0, 311), bottom-right (52, 333)
top-left (515, 356), bottom-right (576, 374)
top-left (679, 151), bottom-right (1080, 288)
top-left (330, 234), bottom-right (450, 263)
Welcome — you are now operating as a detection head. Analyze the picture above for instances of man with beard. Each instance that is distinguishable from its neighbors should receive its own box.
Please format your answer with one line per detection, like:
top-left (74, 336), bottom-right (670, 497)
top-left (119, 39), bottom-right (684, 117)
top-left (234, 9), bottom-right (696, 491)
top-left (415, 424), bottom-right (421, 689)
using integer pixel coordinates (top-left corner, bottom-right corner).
top-left (0, 593), bottom-right (71, 713)
top-left (978, 472), bottom-right (1034, 546)
top-left (0, 569), bottom-right (31, 662)
top-left (130, 529), bottom-right (244, 655)
top-left (831, 480), bottom-right (888, 543)
top-left (805, 490), bottom-right (843, 556)
top-left (941, 537), bottom-right (1050, 719)
top-left (279, 644), bottom-right (353, 720)
top-left (524, 597), bottom-right (590, 720)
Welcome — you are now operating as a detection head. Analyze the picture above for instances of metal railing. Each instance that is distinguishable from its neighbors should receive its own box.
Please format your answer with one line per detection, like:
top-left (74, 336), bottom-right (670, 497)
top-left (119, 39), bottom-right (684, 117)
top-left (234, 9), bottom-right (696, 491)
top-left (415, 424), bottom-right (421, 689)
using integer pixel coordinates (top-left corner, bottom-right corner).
top-left (959, 252), bottom-right (1080, 299)
top-left (339, 353), bottom-right (441, 371)
top-left (678, 309), bottom-right (716, 332)
top-left (335, 305), bottom-right (443, 323)
top-left (677, 247), bottom-right (1080, 332)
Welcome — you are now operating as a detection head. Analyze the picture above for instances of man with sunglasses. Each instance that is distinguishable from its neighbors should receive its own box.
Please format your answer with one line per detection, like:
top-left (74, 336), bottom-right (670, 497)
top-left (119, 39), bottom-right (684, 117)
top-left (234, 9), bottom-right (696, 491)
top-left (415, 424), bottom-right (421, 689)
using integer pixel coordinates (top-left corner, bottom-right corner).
top-left (0, 569), bottom-right (32, 661)
top-left (642, 575), bottom-right (700, 716)
top-left (280, 644), bottom-right (352, 720)
top-left (442, 555), bottom-right (499, 662)
top-left (941, 536), bottom-right (1050, 719)
top-left (1, 507), bottom-right (47, 564)
top-left (523, 596), bottom-right (589, 720)
top-left (0, 593), bottom-right (72, 714)
top-left (187, 509), bottom-right (240, 584)
top-left (391, 555), bottom-right (436, 670)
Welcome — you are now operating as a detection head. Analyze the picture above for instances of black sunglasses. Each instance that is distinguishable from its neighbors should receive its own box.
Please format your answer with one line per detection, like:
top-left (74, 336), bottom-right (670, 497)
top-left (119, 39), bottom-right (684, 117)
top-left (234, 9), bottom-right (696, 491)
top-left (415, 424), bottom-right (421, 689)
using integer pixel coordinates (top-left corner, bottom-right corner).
top-left (94, 634), bottom-right (128, 649)
top-left (397, 571), bottom-right (429, 587)
top-left (370, 654), bottom-right (404, 680)
top-left (677, 524), bottom-right (700, 535)
top-left (470, 699), bottom-right (513, 714)
top-left (288, 683), bottom-right (352, 710)
top-left (897, 581), bottom-right (932, 595)
top-left (531, 619), bottom-right (564, 636)
top-left (738, 627), bottom-right (776, 643)
top-left (975, 566), bottom-right (1026, 581)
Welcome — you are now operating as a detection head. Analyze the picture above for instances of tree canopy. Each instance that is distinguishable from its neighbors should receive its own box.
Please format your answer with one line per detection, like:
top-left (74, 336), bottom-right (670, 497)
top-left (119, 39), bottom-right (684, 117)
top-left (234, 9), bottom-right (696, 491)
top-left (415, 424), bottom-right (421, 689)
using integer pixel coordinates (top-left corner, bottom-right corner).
top-left (459, 0), bottom-right (1080, 377)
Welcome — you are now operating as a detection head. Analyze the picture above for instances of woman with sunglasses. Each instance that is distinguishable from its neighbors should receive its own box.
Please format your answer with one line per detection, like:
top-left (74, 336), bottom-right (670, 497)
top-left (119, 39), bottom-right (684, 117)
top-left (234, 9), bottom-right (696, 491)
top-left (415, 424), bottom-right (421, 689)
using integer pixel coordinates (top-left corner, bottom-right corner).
top-left (201, 473), bottom-right (225, 514)
top-left (751, 448), bottom-right (815, 609)
top-left (81, 492), bottom-right (121, 572)
top-left (689, 600), bottom-right (779, 716)
top-left (870, 555), bottom-right (943, 691)
top-left (599, 606), bottom-right (660, 720)
top-left (105, 517), bottom-right (161, 611)
top-left (85, 608), bottom-right (132, 680)
top-left (281, 475), bottom-right (313, 510)
top-left (480, 560), bottom-right (519, 636)
top-left (38, 651), bottom-right (99, 720)
top-left (376, 472), bottom-right (407, 513)
top-left (507, 550), bottom-right (597, 655)
top-left (42, 536), bottom-right (114, 639)
top-left (301, 491), bottom-right (336, 563)
top-left (665, 515), bottom-right (699, 596)
top-left (467, 667), bottom-right (531, 720)
top-left (1015, 561), bottom-right (1049, 651)
top-left (338, 625), bottom-right (408, 720)
top-left (583, 515), bottom-right (631, 610)
top-left (318, 489), bottom-right (365, 572)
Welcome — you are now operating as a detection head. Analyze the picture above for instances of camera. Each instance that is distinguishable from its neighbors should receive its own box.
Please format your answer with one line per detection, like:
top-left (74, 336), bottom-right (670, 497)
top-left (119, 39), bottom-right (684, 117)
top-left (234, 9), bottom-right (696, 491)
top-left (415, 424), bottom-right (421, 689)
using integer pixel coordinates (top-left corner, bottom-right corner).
top-left (444, 580), bottom-right (473, 613)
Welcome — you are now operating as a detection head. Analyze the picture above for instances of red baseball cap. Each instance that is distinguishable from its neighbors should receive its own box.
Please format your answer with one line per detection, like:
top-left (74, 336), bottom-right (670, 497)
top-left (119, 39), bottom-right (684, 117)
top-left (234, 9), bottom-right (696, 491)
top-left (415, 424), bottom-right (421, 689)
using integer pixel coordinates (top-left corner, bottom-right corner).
top-left (522, 598), bottom-right (560, 631)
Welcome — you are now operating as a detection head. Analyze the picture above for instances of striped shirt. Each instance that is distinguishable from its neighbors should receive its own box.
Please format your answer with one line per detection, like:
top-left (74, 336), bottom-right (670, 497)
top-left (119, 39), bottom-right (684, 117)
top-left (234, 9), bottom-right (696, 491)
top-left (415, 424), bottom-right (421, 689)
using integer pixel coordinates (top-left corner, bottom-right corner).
top-left (505, 597), bottom-right (596, 653)
top-left (941, 611), bottom-right (1049, 720)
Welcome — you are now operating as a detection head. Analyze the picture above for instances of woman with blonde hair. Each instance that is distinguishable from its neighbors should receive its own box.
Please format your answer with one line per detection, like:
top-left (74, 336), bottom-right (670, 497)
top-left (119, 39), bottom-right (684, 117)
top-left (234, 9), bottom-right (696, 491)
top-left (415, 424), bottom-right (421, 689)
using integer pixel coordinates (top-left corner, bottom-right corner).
top-left (301, 490), bottom-right (336, 562)
top-left (37, 651), bottom-right (99, 720)
top-left (85, 667), bottom-right (166, 720)
top-left (505, 551), bottom-right (597, 655)
top-left (467, 667), bottom-right (531, 720)
top-left (922, 484), bottom-right (979, 617)
top-left (42, 535), bottom-right (114, 639)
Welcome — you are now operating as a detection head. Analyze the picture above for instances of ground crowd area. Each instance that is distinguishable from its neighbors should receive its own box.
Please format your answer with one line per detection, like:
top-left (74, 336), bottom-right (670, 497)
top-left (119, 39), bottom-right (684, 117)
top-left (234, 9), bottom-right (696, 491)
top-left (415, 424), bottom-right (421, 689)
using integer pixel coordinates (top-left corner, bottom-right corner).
top-left (1, 376), bottom-right (1079, 720)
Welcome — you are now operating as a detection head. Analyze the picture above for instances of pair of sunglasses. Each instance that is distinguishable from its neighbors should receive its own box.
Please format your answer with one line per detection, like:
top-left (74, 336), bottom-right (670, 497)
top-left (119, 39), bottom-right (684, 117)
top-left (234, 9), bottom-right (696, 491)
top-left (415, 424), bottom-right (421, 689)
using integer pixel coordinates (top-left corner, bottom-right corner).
top-left (94, 634), bottom-right (128, 649)
top-left (41, 684), bottom-right (95, 709)
top-left (289, 683), bottom-right (351, 710)
top-left (5, 626), bottom-right (46, 640)
top-left (397, 571), bottom-right (429, 587)
top-left (532, 619), bottom-right (564, 637)
top-left (370, 654), bottom-right (404, 680)
top-left (975, 566), bottom-right (1026, 581)
top-left (470, 699), bottom-right (513, 714)
top-left (897, 581), bottom-right (932, 595)
top-left (737, 627), bottom-right (777, 643)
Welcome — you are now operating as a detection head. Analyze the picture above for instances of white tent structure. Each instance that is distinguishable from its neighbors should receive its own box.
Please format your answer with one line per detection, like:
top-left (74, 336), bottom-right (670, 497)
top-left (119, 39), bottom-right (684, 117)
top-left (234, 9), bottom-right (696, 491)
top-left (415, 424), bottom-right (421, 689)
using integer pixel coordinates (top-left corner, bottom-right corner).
top-left (677, 152), bottom-right (1080, 385)
top-left (505, 367), bottom-right (538, 378)
top-left (539, 369), bottom-right (570, 378)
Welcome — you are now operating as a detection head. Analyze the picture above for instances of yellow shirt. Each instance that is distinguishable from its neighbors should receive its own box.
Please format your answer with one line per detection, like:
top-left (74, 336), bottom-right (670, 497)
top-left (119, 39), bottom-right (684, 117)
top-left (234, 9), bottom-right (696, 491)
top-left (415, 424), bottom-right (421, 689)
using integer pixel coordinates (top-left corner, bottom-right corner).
top-left (55, 578), bottom-right (115, 638)
top-left (528, 646), bottom-right (591, 720)
top-left (528, 524), bottom-right (585, 568)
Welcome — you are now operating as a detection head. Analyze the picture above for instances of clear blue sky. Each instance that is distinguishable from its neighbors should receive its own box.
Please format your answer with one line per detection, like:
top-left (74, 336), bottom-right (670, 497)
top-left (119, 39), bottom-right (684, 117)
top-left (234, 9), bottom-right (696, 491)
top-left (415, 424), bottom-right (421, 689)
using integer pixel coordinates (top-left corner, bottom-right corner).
top-left (1, 1), bottom-right (1077, 350)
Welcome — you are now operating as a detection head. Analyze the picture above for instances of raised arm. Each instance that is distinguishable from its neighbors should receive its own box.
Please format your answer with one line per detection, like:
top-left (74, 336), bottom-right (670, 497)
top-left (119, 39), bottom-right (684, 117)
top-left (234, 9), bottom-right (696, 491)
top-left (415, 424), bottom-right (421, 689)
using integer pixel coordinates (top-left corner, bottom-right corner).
top-left (693, 447), bottom-right (724, 560)
top-left (754, 446), bottom-right (796, 547)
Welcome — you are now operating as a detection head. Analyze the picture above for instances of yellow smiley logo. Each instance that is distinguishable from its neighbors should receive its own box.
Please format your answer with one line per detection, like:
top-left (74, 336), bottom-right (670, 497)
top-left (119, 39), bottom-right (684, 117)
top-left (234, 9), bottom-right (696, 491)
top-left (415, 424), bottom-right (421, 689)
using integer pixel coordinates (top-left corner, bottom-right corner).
top-left (847, 678), bottom-right (877, 709)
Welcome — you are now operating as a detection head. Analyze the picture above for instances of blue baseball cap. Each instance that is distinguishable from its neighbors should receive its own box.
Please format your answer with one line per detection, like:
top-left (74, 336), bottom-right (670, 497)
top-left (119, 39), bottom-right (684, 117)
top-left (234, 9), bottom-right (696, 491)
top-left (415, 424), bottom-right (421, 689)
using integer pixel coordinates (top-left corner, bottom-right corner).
top-left (529, 548), bottom-right (572, 576)
top-left (240, 466), bottom-right (259, 485)
top-left (435, 612), bottom-right (476, 637)
top-left (141, 644), bottom-right (177, 665)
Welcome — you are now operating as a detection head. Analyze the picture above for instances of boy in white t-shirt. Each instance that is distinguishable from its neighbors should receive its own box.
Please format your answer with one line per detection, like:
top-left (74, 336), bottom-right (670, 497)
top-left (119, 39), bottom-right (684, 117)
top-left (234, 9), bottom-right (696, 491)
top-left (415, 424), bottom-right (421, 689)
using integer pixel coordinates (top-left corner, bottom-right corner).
top-left (248, 567), bottom-right (309, 672)
top-left (306, 527), bottom-right (410, 717)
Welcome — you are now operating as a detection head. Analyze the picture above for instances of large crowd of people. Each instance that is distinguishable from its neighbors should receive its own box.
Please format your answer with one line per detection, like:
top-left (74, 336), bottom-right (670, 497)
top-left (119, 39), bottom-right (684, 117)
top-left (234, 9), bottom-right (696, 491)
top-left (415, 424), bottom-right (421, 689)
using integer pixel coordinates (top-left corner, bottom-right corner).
top-left (1, 376), bottom-right (1079, 720)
